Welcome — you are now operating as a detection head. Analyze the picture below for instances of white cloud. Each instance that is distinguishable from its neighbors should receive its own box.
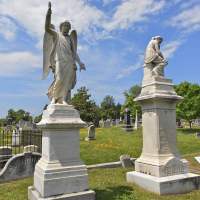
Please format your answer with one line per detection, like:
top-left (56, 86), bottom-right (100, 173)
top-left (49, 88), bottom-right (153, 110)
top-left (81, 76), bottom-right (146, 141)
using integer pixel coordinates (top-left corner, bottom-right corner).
top-left (169, 5), bottom-right (200, 33)
top-left (0, 51), bottom-right (41, 76)
top-left (0, 0), bottom-right (105, 43)
top-left (162, 40), bottom-right (183, 59)
top-left (104, 0), bottom-right (165, 31)
top-left (0, 16), bottom-right (17, 40)
top-left (116, 55), bottom-right (143, 79)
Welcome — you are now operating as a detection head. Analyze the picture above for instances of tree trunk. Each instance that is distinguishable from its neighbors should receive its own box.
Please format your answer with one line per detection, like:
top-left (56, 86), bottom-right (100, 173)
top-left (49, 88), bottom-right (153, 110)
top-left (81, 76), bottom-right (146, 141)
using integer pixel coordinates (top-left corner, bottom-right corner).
top-left (189, 120), bottom-right (192, 129)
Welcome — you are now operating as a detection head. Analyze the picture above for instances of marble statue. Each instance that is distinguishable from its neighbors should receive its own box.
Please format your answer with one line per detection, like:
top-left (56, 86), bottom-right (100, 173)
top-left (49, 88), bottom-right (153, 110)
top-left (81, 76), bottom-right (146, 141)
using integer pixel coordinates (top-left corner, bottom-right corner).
top-left (144, 36), bottom-right (168, 77)
top-left (43, 2), bottom-right (85, 104)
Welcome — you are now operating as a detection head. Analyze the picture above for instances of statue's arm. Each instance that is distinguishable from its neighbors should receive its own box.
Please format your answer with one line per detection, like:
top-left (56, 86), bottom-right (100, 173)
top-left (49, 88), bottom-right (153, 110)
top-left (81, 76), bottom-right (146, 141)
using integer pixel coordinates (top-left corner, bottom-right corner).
top-left (45, 5), bottom-right (57, 39)
top-left (75, 53), bottom-right (86, 71)
top-left (155, 43), bottom-right (164, 59)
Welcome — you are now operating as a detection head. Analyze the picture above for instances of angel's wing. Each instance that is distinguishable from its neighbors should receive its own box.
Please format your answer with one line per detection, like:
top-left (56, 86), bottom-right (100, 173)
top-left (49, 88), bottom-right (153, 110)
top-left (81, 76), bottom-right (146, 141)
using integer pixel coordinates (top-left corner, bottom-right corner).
top-left (70, 30), bottom-right (77, 58)
top-left (42, 31), bottom-right (55, 79)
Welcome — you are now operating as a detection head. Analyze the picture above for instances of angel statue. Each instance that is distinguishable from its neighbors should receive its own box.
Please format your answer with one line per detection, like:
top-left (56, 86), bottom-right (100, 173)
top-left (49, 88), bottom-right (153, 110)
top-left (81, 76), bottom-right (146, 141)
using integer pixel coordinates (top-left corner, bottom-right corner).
top-left (43, 2), bottom-right (86, 104)
top-left (144, 36), bottom-right (168, 77)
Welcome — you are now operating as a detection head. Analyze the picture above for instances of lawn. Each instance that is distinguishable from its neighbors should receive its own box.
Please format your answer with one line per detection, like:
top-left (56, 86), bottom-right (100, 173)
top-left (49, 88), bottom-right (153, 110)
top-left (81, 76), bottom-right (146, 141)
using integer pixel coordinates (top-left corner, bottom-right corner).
top-left (0, 126), bottom-right (200, 200)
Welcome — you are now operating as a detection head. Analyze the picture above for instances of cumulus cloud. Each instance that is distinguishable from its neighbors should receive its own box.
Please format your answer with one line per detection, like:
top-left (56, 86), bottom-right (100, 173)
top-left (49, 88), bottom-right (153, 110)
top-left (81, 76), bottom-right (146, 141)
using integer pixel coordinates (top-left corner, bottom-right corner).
top-left (104, 0), bottom-right (165, 31)
top-left (0, 51), bottom-right (41, 76)
top-left (0, 0), bottom-right (105, 42)
top-left (168, 5), bottom-right (200, 33)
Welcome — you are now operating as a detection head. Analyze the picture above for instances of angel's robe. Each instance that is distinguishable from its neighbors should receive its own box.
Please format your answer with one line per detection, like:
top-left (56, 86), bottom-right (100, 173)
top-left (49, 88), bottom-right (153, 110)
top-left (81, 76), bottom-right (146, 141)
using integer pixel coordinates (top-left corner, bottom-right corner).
top-left (47, 32), bottom-right (79, 101)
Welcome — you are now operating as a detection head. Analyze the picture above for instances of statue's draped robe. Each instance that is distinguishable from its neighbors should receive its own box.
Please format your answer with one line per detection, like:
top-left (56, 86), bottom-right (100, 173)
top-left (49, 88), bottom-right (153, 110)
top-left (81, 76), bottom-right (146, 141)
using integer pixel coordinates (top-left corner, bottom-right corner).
top-left (144, 40), bottom-right (161, 64)
top-left (46, 33), bottom-right (77, 101)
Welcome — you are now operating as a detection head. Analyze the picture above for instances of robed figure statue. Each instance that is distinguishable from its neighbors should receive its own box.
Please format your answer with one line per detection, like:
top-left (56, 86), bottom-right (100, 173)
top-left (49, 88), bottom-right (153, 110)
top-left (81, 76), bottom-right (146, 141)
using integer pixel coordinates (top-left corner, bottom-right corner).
top-left (43, 2), bottom-right (85, 104)
top-left (144, 36), bottom-right (167, 77)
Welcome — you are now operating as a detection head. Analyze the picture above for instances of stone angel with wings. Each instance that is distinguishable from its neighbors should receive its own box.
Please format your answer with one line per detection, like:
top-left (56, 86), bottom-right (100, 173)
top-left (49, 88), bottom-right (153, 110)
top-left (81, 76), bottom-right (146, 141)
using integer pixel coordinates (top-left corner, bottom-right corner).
top-left (43, 2), bottom-right (86, 104)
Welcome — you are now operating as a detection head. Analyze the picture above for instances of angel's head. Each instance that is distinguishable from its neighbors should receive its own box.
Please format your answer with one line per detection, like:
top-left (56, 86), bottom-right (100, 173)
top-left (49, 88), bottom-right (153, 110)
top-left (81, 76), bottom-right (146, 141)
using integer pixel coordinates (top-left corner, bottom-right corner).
top-left (60, 21), bottom-right (71, 36)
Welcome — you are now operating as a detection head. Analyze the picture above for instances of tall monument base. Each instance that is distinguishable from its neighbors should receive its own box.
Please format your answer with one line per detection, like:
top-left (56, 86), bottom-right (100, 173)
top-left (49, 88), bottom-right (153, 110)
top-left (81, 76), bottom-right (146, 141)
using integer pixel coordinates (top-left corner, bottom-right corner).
top-left (126, 76), bottom-right (200, 195)
top-left (28, 104), bottom-right (95, 200)
top-left (127, 172), bottom-right (200, 195)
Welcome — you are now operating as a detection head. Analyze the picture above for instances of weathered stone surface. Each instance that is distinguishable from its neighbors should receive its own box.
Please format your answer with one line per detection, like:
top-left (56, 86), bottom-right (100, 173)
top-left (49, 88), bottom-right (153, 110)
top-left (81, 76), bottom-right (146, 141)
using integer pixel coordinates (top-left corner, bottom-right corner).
top-left (85, 125), bottom-right (96, 141)
top-left (0, 146), bottom-right (12, 155)
top-left (126, 38), bottom-right (200, 195)
top-left (12, 130), bottom-right (21, 146)
top-left (120, 155), bottom-right (134, 168)
top-left (196, 132), bottom-right (200, 138)
top-left (28, 187), bottom-right (95, 200)
top-left (127, 172), bottom-right (200, 195)
top-left (29, 104), bottom-right (95, 200)
top-left (24, 145), bottom-right (39, 153)
top-left (0, 152), bottom-right (40, 183)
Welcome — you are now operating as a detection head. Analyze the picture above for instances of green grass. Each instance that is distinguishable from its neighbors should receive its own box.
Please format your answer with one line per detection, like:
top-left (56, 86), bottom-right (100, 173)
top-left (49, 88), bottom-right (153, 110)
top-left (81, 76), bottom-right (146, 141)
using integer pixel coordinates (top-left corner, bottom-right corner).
top-left (80, 127), bottom-right (142, 165)
top-left (0, 126), bottom-right (200, 200)
top-left (1, 168), bottom-right (200, 200)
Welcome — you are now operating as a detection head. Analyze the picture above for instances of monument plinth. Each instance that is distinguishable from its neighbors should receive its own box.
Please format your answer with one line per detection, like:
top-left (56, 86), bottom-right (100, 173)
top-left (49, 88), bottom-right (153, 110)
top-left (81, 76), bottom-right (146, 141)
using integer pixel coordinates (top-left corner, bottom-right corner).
top-left (126, 36), bottom-right (200, 195)
top-left (28, 104), bottom-right (95, 200)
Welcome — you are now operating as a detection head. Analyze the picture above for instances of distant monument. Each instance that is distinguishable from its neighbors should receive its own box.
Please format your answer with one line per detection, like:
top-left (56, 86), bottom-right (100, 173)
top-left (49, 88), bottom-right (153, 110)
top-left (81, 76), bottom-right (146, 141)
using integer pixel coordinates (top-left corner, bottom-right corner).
top-left (122, 108), bottom-right (133, 132)
top-left (126, 36), bottom-right (200, 195)
top-left (28, 2), bottom-right (95, 200)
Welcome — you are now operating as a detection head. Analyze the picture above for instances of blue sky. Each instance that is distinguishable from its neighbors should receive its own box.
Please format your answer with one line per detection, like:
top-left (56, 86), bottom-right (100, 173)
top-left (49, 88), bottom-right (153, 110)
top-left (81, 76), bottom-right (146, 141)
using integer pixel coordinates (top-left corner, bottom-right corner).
top-left (0, 0), bottom-right (200, 117)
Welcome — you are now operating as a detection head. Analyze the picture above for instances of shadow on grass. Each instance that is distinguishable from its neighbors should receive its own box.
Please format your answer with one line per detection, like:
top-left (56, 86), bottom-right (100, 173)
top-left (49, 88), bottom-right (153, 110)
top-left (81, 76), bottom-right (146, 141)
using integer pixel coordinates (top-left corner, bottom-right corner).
top-left (95, 186), bottom-right (138, 200)
top-left (177, 128), bottom-right (200, 134)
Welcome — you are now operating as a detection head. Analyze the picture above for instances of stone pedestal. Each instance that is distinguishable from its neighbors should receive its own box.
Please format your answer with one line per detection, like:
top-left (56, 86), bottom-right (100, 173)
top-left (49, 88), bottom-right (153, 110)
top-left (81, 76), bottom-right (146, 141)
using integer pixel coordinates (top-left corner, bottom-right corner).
top-left (28, 104), bottom-right (95, 200)
top-left (126, 76), bottom-right (200, 195)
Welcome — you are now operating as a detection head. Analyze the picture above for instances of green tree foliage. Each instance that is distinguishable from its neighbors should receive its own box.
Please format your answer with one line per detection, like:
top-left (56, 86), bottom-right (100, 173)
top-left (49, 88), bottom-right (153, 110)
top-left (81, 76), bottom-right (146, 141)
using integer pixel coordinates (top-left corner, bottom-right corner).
top-left (122, 85), bottom-right (142, 119)
top-left (71, 87), bottom-right (100, 125)
top-left (100, 95), bottom-right (121, 120)
top-left (175, 82), bottom-right (200, 128)
top-left (6, 109), bottom-right (33, 125)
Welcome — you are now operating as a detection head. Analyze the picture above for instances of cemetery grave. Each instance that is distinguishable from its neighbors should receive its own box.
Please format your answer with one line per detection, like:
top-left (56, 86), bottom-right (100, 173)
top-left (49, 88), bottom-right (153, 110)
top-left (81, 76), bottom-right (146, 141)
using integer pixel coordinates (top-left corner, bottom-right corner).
top-left (0, 127), bottom-right (200, 199)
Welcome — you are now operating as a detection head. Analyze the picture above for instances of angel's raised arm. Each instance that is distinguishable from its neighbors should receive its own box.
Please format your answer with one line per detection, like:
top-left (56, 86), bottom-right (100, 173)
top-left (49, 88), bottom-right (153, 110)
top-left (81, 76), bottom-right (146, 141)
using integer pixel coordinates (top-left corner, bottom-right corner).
top-left (45, 2), bottom-right (57, 38)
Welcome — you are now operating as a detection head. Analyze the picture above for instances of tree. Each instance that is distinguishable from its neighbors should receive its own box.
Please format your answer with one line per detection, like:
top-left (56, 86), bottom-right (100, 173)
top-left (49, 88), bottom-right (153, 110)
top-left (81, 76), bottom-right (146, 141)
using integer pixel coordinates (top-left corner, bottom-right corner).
top-left (175, 82), bottom-right (200, 128)
top-left (71, 87), bottom-right (100, 126)
top-left (122, 85), bottom-right (142, 120)
top-left (6, 109), bottom-right (33, 125)
top-left (100, 95), bottom-right (116, 119)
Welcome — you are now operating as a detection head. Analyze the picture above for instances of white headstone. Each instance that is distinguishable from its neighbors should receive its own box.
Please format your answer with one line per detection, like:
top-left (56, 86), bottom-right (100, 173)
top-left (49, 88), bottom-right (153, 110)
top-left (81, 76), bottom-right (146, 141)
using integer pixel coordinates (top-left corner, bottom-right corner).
top-left (85, 125), bottom-right (96, 141)
top-left (12, 130), bottom-right (20, 146)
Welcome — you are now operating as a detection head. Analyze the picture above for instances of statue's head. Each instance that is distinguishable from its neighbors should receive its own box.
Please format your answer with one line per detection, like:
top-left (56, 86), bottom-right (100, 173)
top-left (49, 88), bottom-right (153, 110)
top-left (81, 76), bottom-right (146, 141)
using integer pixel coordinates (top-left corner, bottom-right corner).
top-left (60, 21), bottom-right (71, 36)
top-left (152, 36), bottom-right (163, 44)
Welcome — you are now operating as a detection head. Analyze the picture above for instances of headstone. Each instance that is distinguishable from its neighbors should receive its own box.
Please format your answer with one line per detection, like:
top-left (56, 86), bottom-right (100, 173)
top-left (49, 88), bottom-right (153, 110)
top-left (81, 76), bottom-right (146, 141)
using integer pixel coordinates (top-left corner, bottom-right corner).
top-left (99, 120), bottom-right (104, 128)
top-left (85, 125), bottom-right (96, 141)
top-left (122, 108), bottom-right (133, 132)
top-left (104, 119), bottom-right (111, 128)
top-left (116, 119), bottom-right (120, 125)
top-left (126, 36), bottom-right (200, 195)
top-left (0, 146), bottom-right (12, 169)
top-left (28, 104), bottom-right (95, 200)
top-left (0, 152), bottom-right (41, 183)
top-left (24, 145), bottom-right (39, 153)
top-left (12, 129), bottom-right (20, 146)
top-left (0, 146), bottom-right (12, 156)
top-left (120, 155), bottom-right (134, 168)
top-left (196, 132), bottom-right (200, 138)
top-left (112, 120), bottom-right (116, 126)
